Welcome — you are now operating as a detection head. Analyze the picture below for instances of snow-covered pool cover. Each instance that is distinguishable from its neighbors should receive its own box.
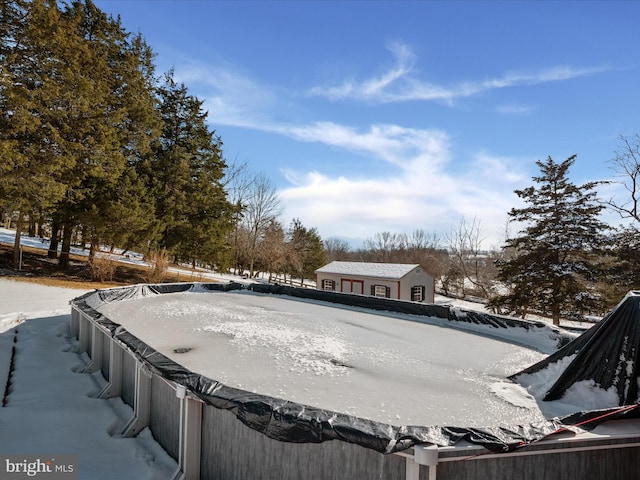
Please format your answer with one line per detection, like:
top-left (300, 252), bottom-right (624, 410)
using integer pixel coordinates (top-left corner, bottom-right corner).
top-left (512, 291), bottom-right (640, 418)
top-left (93, 285), bottom-right (550, 428)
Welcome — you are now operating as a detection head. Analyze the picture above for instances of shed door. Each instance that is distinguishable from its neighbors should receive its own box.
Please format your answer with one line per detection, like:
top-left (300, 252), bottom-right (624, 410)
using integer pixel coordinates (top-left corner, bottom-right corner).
top-left (341, 279), bottom-right (364, 295)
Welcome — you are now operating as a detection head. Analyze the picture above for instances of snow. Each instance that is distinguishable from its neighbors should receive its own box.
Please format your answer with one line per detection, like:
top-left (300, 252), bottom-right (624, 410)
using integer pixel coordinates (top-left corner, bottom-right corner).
top-left (0, 278), bottom-right (178, 479)
top-left (315, 261), bottom-right (420, 278)
top-left (513, 353), bottom-right (627, 418)
top-left (94, 287), bottom-right (551, 427)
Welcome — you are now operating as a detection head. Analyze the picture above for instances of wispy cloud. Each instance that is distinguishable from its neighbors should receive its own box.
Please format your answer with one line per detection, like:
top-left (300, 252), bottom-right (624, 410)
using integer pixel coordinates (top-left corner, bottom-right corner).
top-left (173, 62), bottom-right (278, 128)
top-left (170, 55), bottom-right (533, 246)
top-left (309, 43), bottom-right (607, 104)
top-left (277, 124), bottom-right (529, 248)
top-left (496, 103), bottom-right (534, 116)
top-left (275, 122), bottom-right (449, 170)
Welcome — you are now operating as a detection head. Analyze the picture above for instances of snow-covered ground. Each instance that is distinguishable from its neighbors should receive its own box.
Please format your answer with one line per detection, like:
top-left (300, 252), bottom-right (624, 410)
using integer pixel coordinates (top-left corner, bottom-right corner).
top-left (0, 278), bottom-right (177, 479)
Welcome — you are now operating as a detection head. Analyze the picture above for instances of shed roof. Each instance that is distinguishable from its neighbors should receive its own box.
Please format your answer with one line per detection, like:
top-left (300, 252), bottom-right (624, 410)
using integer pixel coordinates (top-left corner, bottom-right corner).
top-left (315, 261), bottom-right (421, 279)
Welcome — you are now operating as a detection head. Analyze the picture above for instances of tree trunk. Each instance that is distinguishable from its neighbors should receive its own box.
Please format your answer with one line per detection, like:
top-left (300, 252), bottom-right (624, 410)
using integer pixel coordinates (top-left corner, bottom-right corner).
top-left (12, 213), bottom-right (23, 269)
top-left (48, 220), bottom-right (60, 259)
top-left (89, 239), bottom-right (96, 262)
top-left (59, 223), bottom-right (73, 271)
top-left (28, 216), bottom-right (36, 237)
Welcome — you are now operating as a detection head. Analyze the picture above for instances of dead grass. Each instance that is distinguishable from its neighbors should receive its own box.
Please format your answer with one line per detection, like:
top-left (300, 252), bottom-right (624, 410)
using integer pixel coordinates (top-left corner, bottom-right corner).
top-left (0, 241), bottom-right (183, 290)
top-left (1, 275), bottom-right (116, 290)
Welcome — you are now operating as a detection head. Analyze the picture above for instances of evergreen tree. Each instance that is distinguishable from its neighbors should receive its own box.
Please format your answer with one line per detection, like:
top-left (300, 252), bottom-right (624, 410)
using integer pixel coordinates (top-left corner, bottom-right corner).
top-left (81, 30), bottom-right (161, 258)
top-left (489, 156), bottom-right (608, 325)
top-left (0, 0), bottom-right (77, 267)
top-left (148, 72), bottom-right (235, 266)
top-left (286, 218), bottom-right (326, 282)
top-left (53, 0), bottom-right (160, 269)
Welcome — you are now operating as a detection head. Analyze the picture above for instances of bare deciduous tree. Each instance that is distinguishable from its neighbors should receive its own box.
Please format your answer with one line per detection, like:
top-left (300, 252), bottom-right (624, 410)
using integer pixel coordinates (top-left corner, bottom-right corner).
top-left (446, 216), bottom-right (495, 299)
top-left (364, 231), bottom-right (407, 262)
top-left (223, 159), bottom-right (254, 274)
top-left (243, 173), bottom-right (284, 277)
top-left (323, 237), bottom-right (351, 262)
top-left (603, 134), bottom-right (640, 224)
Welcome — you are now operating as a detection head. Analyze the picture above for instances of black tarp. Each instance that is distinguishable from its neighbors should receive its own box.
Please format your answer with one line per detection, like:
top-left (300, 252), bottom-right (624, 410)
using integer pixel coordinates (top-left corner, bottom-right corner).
top-left (512, 291), bottom-right (640, 405)
top-left (248, 282), bottom-right (574, 348)
top-left (70, 282), bottom-right (624, 454)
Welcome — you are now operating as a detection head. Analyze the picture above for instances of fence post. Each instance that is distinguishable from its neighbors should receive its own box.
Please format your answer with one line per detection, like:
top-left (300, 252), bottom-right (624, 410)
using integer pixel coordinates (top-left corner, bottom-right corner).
top-left (406, 445), bottom-right (438, 480)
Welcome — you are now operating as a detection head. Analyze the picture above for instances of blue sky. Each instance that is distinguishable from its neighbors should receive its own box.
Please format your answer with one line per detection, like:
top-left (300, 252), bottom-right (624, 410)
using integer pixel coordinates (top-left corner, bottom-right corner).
top-left (94, 0), bottom-right (640, 248)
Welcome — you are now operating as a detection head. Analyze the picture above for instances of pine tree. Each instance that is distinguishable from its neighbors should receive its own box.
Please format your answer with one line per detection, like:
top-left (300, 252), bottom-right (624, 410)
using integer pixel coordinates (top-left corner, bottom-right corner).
top-left (286, 218), bottom-right (327, 283)
top-left (489, 156), bottom-right (608, 325)
top-left (148, 72), bottom-right (235, 267)
top-left (54, 0), bottom-right (161, 269)
top-left (0, 0), bottom-right (77, 267)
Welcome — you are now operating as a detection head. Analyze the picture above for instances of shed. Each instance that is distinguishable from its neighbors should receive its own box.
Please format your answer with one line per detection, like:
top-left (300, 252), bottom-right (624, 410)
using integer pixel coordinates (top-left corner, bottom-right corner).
top-left (315, 261), bottom-right (435, 303)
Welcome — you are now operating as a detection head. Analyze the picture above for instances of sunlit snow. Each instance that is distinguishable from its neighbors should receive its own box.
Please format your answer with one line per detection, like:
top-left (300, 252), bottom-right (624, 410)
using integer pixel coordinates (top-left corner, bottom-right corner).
top-left (0, 278), bottom-right (177, 479)
top-left (95, 288), bottom-right (550, 427)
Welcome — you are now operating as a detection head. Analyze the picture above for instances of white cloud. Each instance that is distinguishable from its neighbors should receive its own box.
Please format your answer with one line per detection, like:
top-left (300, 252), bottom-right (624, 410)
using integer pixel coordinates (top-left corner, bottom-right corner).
top-left (173, 62), bottom-right (278, 128)
top-left (276, 122), bottom-right (450, 171)
top-left (168, 54), bottom-right (534, 247)
top-left (277, 127), bottom-right (528, 249)
top-left (309, 43), bottom-right (607, 104)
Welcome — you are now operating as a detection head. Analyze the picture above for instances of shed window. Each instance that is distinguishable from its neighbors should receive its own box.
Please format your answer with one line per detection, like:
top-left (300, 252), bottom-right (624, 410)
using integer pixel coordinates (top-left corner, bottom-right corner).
top-left (322, 279), bottom-right (335, 291)
top-left (411, 285), bottom-right (425, 302)
top-left (371, 285), bottom-right (390, 298)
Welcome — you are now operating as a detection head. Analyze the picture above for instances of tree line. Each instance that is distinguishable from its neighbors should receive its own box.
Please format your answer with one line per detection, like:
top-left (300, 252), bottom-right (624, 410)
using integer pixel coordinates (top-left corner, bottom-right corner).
top-left (1, 0), bottom-right (326, 281)
top-left (2, 0), bottom-right (232, 269)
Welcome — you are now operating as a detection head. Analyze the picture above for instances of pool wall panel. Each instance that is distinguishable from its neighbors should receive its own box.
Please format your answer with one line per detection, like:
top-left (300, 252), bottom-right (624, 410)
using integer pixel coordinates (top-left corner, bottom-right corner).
top-left (149, 374), bottom-right (180, 461)
top-left (199, 404), bottom-right (405, 480)
top-left (121, 351), bottom-right (136, 408)
top-left (438, 438), bottom-right (640, 480)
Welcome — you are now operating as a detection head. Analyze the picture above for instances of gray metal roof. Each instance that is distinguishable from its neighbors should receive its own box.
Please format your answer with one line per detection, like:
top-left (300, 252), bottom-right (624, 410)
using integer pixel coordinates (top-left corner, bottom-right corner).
top-left (315, 261), bottom-right (421, 279)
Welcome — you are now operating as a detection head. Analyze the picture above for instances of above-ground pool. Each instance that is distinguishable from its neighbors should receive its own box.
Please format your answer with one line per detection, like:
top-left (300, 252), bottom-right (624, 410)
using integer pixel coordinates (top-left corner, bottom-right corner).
top-left (70, 283), bottom-right (640, 480)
